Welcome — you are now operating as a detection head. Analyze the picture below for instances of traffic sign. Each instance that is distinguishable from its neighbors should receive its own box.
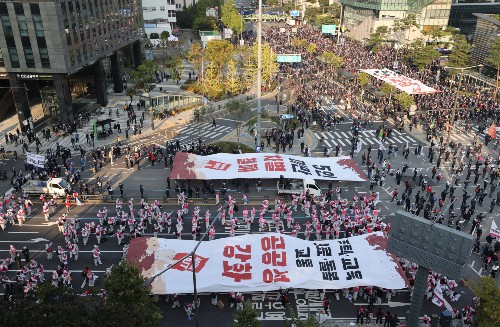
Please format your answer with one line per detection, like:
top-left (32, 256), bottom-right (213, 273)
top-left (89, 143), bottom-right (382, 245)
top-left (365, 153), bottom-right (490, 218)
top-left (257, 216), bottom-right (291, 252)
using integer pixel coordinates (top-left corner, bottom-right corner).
top-left (276, 54), bottom-right (301, 63)
top-left (290, 10), bottom-right (300, 17)
top-left (321, 24), bottom-right (336, 34)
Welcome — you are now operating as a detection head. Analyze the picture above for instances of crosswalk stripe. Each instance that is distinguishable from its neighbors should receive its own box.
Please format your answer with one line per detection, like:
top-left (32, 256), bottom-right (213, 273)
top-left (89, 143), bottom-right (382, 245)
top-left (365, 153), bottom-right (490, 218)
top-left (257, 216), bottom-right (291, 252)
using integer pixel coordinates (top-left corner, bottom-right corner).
top-left (337, 139), bottom-right (346, 146)
top-left (325, 132), bottom-right (334, 138)
top-left (323, 140), bottom-right (332, 147)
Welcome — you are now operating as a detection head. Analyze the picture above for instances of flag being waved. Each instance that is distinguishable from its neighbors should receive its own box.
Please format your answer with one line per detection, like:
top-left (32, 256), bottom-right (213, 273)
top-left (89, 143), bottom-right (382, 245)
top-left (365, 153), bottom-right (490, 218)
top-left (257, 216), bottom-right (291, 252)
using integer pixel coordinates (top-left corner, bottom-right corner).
top-left (487, 122), bottom-right (496, 139)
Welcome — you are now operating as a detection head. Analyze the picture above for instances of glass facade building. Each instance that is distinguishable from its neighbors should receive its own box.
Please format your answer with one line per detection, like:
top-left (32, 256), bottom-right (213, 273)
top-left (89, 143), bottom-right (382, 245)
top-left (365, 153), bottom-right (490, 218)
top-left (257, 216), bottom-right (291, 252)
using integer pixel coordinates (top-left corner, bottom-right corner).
top-left (0, 0), bottom-right (143, 128)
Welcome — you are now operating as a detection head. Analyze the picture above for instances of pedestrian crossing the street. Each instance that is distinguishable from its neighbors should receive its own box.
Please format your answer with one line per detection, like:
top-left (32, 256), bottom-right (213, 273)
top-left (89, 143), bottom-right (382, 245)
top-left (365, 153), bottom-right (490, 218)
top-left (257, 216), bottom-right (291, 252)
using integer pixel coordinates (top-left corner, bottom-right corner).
top-left (313, 129), bottom-right (419, 148)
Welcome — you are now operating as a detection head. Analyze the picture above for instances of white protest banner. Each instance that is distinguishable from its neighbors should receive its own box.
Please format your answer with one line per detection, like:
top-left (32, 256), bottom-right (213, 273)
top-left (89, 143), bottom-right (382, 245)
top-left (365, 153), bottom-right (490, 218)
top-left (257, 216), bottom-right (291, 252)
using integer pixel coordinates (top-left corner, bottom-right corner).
top-left (361, 68), bottom-right (438, 95)
top-left (169, 152), bottom-right (367, 181)
top-left (27, 152), bottom-right (46, 168)
top-left (127, 232), bottom-right (407, 294)
top-left (490, 220), bottom-right (500, 238)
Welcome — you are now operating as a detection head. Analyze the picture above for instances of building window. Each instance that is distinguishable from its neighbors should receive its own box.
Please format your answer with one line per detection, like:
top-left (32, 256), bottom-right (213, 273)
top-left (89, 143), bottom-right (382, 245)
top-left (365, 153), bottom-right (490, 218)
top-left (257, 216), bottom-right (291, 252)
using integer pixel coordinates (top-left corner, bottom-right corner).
top-left (8, 48), bottom-right (19, 68)
top-left (0, 49), bottom-right (4, 67)
top-left (17, 15), bottom-right (29, 37)
top-left (29, 3), bottom-right (40, 15)
top-left (151, 7), bottom-right (156, 11)
top-left (23, 47), bottom-right (35, 68)
top-left (168, 10), bottom-right (176, 17)
top-left (160, 6), bottom-right (165, 11)
top-left (1, 15), bottom-right (13, 37)
top-left (39, 48), bottom-right (50, 68)
top-left (0, 3), bottom-right (7, 15)
top-left (32, 14), bottom-right (45, 37)
top-left (176, 4), bottom-right (182, 9)
top-left (13, 2), bottom-right (24, 15)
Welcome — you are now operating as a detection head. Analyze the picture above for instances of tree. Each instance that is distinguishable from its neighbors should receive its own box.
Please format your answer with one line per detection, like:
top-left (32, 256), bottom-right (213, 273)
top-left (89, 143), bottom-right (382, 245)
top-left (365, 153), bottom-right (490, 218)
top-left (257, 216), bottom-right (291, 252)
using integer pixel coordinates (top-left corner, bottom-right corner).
top-left (321, 51), bottom-right (343, 74)
top-left (381, 82), bottom-right (397, 101)
top-left (99, 261), bottom-right (162, 327)
top-left (131, 61), bottom-right (157, 92)
top-left (225, 59), bottom-right (241, 95)
top-left (357, 72), bottom-right (370, 88)
top-left (233, 300), bottom-right (260, 327)
top-left (242, 57), bottom-right (257, 92)
top-left (203, 61), bottom-right (224, 99)
top-left (470, 276), bottom-right (500, 326)
top-left (258, 43), bottom-right (279, 87)
top-left (395, 92), bottom-right (415, 110)
top-left (150, 32), bottom-right (159, 40)
top-left (392, 14), bottom-right (418, 45)
top-left (486, 37), bottom-right (500, 99)
top-left (448, 34), bottom-right (471, 68)
top-left (367, 26), bottom-right (389, 52)
top-left (221, 0), bottom-right (244, 38)
top-left (307, 43), bottom-right (317, 55)
top-left (284, 304), bottom-right (320, 327)
top-left (412, 45), bottom-right (440, 71)
top-left (206, 39), bottom-right (234, 76)
top-left (160, 31), bottom-right (170, 39)
top-left (186, 43), bottom-right (204, 76)
top-left (0, 282), bottom-right (97, 326)
top-left (226, 99), bottom-right (251, 150)
top-left (192, 16), bottom-right (217, 32)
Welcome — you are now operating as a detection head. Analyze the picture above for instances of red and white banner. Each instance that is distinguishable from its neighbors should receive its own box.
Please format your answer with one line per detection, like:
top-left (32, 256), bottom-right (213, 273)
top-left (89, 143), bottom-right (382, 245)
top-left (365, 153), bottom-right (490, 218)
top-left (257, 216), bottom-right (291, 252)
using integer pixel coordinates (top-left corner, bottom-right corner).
top-left (361, 68), bottom-right (438, 95)
top-left (490, 220), bottom-right (500, 238)
top-left (169, 152), bottom-right (367, 181)
top-left (127, 232), bottom-right (407, 294)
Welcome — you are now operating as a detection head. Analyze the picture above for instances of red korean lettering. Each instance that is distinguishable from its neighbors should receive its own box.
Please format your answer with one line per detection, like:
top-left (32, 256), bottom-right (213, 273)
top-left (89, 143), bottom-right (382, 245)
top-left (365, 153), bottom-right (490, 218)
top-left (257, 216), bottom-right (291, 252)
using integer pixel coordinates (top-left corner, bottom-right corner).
top-left (264, 161), bottom-right (286, 172)
top-left (223, 245), bottom-right (252, 262)
top-left (263, 155), bottom-right (283, 161)
top-left (262, 251), bottom-right (287, 267)
top-left (222, 261), bottom-right (253, 282)
top-left (261, 236), bottom-right (286, 251)
top-left (237, 158), bottom-right (258, 172)
top-left (205, 160), bottom-right (231, 171)
top-left (262, 269), bottom-right (290, 283)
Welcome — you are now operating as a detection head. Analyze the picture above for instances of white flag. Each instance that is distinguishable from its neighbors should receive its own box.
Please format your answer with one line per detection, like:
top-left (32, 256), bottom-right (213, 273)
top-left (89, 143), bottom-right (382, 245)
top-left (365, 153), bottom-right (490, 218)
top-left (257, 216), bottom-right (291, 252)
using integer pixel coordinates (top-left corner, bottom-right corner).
top-left (355, 141), bottom-right (362, 153)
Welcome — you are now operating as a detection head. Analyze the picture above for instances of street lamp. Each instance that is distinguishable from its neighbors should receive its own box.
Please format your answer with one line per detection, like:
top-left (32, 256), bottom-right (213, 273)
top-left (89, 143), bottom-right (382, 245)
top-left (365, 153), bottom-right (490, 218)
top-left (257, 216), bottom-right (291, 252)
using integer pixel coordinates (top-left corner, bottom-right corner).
top-left (256, 0), bottom-right (263, 147)
top-left (443, 65), bottom-right (483, 145)
top-left (142, 213), bottom-right (221, 327)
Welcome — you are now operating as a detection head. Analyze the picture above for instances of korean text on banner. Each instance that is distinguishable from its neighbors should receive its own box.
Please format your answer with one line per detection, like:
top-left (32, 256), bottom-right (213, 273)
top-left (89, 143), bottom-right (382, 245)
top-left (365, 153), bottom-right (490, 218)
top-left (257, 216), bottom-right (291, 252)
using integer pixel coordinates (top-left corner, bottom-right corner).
top-left (27, 152), bottom-right (46, 168)
top-left (127, 232), bottom-right (407, 294)
top-left (490, 220), bottom-right (500, 238)
top-left (169, 152), bottom-right (366, 181)
top-left (361, 68), bottom-right (438, 95)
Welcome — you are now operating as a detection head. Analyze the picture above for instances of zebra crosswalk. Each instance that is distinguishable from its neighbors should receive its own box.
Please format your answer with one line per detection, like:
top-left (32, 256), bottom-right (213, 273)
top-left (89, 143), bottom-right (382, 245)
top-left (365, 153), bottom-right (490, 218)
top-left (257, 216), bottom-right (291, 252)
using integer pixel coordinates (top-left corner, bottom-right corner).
top-left (170, 121), bottom-right (232, 143)
top-left (313, 129), bottom-right (420, 148)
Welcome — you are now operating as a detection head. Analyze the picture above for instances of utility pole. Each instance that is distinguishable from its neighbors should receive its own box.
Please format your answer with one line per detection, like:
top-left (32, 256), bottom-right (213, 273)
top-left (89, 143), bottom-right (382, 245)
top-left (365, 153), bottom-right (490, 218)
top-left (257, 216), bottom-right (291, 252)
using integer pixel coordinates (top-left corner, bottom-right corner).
top-left (149, 101), bottom-right (155, 130)
top-left (256, 0), bottom-right (262, 147)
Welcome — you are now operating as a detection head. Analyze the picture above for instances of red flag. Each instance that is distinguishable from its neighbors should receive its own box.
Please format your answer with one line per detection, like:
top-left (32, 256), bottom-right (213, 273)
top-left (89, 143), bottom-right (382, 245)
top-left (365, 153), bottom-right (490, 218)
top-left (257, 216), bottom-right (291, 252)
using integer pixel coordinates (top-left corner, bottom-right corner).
top-left (487, 122), bottom-right (497, 139)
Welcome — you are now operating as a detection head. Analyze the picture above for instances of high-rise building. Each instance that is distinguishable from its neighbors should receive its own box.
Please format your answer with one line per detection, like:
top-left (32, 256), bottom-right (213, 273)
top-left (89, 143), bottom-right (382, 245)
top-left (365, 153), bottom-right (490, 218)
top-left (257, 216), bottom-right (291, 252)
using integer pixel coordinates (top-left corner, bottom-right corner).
top-left (340, 0), bottom-right (452, 43)
top-left (142, 0), bottom-right (176, 36)
top-left (470, 13), bottom-right (500, 67)
top-left (0, 0), bottom-right (143, 129)
top-left (449, 0), bottom-right (500, 36)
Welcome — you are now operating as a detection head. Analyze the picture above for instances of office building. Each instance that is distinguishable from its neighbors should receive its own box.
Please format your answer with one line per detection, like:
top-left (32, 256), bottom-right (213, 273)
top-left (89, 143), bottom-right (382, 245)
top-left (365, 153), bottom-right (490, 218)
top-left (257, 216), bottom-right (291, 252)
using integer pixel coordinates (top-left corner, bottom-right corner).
top-left (470, 13), bottom-right (500, 67)
top-left (340, 0), bottom-right (452, 43)
top-left (449, 0), bottom-right (500, 36)
top-left (0, 0), bottom-right (143, 129)
top-left (143, 0), bottom-right (176, 36)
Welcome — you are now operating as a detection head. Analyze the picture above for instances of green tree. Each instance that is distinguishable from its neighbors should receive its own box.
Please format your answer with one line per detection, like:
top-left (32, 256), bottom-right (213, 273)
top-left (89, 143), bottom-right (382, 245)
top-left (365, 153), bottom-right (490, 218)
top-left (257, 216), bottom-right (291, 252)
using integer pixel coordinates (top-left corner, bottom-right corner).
top-left (392, 14), bottom-right (418, 44)
top-left (357, 72), bottom-right (370, 87)
top-left (412, 45), bottom-right (440, 71)
top-left (221, 0), bottom-right (244, 38)
top-left (381, 82), bottom-right (397, 96)
top-left (307, 43), bottom-right (317, 55)
top-left (131, 60), bottom-right (157, 92)
top-left (242, 57), bottom-right (257, 91)
top-left (186, 43), bottom-right (204, 76)
top-left (225, 59), bottom-right (241, 94)
top-left (367, 26), bottom-right (389, 52)
top-left (203, 61), bottom-right (224, 99)
top-left (470, 276), bottom-right (500, 327)
top-left (150, 32), bottom-right (159, 40)
top-left (258, 43), bottom-right (278, 87)
top-left (448, 34), bottom-right (471, 68)
top-left (0, 282), bottom-right (96, 326)
top-left (284, 304), bottom-right (320, 327)
top-left (193, 16), bottom-right (217, 32)
top-left (321, 51), bottom-right (343, 75)
top-left (233, 300), bottom-right (261, 327)
top-left (206, 39), bottom-right (234, 76)
top-left (486, 37), bottom-right (500, 98)
top-left (395, 92), bottom-right (415, 110)
top-left (160, 31), bottom-right (170, 39)
top-left (99, 261), bottom-right (162, 327)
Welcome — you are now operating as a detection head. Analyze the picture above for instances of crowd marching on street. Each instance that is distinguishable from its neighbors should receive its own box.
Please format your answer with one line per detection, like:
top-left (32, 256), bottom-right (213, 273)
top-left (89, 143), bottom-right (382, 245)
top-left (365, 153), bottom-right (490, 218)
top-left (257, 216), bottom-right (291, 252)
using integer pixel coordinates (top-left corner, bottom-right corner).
top-left (0, 21), bottom-right (497, 326)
